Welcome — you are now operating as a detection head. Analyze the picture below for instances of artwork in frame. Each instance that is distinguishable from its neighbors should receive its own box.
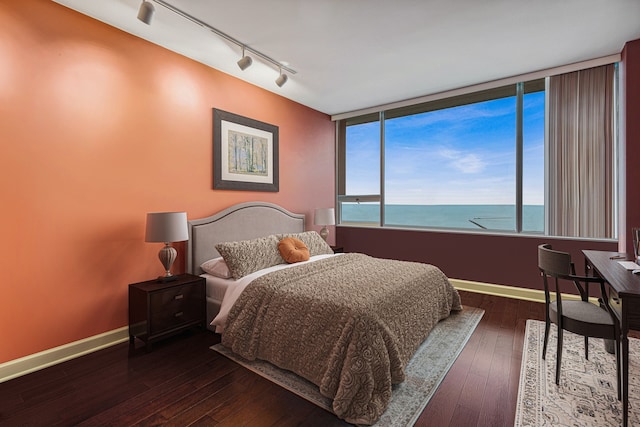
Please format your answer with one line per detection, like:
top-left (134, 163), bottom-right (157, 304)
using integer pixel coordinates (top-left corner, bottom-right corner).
top-left (213, 108), bottom-right (279, 192)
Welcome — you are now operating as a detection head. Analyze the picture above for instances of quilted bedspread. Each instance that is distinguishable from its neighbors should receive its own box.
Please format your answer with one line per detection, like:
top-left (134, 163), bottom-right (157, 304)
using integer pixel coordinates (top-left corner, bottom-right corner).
top-left (221, 253), bottom-right (462, 425)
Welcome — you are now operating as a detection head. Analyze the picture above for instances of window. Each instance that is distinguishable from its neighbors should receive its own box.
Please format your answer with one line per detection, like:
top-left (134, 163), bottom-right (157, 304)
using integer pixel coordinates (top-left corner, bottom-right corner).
top-left (339, 114), bottom-right (381, 226)
top-left (383, 86), bottom-right (521, 231)
top-left (337, 65), bottom-right (616, 238)
top-left (522, 89), bottom-right (545, 233)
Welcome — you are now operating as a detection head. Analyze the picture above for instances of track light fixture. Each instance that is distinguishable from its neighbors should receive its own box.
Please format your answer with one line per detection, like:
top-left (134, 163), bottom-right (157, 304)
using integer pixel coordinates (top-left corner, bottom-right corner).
top-left (137, 0), bottom-right (155, 25)
top-left (237, 47), bottom-right (253, 71)
top-left (138, 0), bottom-right (296, 88)
top-left (275, 68), bottom-right (288, 87)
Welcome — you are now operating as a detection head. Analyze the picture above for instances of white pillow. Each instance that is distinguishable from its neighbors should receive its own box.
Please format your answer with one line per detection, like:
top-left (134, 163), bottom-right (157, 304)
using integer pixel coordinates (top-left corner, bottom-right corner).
top-left (200, 257), bottom-right (232, 279)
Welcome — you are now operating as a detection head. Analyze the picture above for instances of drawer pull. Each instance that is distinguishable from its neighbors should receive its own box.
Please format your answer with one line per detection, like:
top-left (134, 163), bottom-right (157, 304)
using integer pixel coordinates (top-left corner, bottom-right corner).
top-left (174, 294), bottom-right (184, 300)
top-left (175, 312), bottom-right (183, 318)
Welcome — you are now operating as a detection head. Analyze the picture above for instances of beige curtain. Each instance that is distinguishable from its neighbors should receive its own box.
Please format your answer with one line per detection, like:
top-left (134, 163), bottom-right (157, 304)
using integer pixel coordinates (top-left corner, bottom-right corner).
top-left (548, 64), bottom-right (615, 238)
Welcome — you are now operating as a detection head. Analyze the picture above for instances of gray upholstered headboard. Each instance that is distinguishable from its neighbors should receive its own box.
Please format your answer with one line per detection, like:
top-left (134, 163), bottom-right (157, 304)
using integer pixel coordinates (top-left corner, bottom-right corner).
top-left (187, 202), bottom-right (306, 275)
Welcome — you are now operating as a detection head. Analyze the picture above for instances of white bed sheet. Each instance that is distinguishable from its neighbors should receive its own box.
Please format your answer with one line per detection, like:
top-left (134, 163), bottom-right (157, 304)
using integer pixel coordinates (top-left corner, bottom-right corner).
top-left (210, 254), bottom-right (337, 333)
top-left (201, 273), bottom-right (232, 303)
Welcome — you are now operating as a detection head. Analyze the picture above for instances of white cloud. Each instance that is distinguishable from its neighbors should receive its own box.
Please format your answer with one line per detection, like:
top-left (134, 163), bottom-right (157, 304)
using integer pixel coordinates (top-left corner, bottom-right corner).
top-left (438, 148), bottom-right (486, 173)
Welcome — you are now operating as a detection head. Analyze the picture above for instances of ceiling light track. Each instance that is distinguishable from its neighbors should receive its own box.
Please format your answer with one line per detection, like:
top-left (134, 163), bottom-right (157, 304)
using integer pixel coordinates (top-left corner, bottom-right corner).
top-left (142, 0), bottom-right (296, 81)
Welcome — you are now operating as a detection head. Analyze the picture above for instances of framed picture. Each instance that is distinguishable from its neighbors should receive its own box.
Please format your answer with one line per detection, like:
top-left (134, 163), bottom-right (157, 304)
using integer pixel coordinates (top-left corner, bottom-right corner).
top-left (213, 109), bottom-right (279, 192)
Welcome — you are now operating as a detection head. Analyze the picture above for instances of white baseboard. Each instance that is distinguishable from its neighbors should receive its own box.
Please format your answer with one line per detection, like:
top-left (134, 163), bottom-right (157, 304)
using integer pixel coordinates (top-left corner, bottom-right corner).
top-left (0, 326), bottom-right (129, 384)
top-left (0, 280), bottom-right (588, 384)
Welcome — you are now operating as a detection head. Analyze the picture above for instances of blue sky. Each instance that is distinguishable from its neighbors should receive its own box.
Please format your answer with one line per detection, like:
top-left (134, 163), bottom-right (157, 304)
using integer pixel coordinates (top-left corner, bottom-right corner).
top-left (346, 92), bottom-right (545, 205)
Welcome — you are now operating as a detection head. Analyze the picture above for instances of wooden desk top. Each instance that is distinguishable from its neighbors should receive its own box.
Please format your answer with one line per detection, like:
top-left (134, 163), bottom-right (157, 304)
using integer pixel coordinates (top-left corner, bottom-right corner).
top-left (583, 250), bottom-right (640, 298)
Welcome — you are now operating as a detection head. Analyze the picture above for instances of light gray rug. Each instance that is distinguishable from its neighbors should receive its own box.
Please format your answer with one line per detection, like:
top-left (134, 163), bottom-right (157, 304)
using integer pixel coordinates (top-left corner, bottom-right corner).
top-left (515, 319), bottom-right (640, 426)
top-left (212, 306), bottom-right (484, 426)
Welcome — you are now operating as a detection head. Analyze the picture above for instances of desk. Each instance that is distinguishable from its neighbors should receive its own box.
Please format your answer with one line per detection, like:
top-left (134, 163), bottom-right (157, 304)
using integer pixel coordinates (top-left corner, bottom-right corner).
top-left (583, 250), bottom-right (640, 427)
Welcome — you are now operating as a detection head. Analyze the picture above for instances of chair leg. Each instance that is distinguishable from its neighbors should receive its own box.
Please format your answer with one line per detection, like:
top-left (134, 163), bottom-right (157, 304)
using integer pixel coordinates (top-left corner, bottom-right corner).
top-left (556, 328), bottom-right (563, 385)
top-left (584, 336), bottom-right (589, 360)
top-left (543, 318), bottom-right (551, 360)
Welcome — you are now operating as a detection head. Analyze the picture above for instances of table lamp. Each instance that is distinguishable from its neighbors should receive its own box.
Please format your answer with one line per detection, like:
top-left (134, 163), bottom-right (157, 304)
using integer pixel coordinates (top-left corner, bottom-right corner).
top-left (314, 208), bottom-right (335, 241)
top-left (145, 212), bottom-right (189, 282)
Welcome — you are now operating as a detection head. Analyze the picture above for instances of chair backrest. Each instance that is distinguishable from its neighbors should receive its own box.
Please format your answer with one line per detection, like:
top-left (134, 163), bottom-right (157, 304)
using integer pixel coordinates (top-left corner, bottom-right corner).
top-left (538, 244), bottom-right (573, 278)
top-left (538, 243), bottom-right (604, 303)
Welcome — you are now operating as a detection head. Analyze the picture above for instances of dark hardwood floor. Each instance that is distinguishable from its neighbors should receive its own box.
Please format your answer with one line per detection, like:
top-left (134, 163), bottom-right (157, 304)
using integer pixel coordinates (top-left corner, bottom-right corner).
top-left (0, 291), bottom-right (546, 426)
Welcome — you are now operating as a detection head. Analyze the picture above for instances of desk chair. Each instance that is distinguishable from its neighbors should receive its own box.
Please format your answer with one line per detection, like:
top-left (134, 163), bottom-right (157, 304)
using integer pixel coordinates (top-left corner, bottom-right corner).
top-left (538, 244), bottom-right (620, 396)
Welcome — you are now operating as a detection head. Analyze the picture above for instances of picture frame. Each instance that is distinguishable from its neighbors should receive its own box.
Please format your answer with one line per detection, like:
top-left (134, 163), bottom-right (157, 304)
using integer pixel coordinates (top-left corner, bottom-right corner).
top-left (213, 108), bottom-right (279, 192)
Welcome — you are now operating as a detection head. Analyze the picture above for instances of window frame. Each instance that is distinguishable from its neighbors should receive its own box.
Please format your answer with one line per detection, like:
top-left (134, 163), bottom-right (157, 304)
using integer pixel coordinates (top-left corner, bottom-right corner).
top-left (338, 79), bottom-right (547, 235)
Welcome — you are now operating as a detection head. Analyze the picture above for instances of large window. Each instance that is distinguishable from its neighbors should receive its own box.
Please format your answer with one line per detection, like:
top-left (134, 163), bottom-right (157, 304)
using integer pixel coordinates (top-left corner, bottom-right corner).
top-left (338, 65), bottom-right (616, 238)
top-left (384, 87), bottom-right (522, 231)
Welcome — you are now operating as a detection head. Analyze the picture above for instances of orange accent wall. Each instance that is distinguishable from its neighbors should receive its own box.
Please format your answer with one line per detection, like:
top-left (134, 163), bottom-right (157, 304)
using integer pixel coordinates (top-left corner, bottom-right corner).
top-left (0, 0), bottom-right (335, 363)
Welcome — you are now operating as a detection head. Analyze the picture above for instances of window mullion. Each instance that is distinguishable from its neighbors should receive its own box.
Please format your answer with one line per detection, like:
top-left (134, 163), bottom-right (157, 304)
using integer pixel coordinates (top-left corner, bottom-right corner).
top-left (516, 82), bottom-right (524, 233)
top-left (380, 111), bottom-right (385, 227)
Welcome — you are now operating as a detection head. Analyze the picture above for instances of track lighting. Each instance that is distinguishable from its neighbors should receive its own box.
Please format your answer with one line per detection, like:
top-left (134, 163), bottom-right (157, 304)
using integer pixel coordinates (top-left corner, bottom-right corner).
top-left (237, 47), bottom-right (252, 71)
top-left (138, 0), bottom-right (296, 87)
top-left (275, 69), bottom-right (288, 87)
top-left (137, 0), bottom-right (155, 25)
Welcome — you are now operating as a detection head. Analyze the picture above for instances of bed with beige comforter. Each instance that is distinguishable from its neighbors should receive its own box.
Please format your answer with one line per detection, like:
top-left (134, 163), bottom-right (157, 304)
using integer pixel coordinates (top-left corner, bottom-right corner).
top-left (221, 252), bottom-right (461, 425)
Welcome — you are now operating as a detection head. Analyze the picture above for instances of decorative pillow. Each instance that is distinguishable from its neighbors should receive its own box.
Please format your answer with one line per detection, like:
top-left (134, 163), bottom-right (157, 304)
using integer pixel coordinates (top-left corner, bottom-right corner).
top-left (200, 257), bottom-right (232, 279)
top-left (278, 237), bottom-right (310, 263)
top-left (215, 235), bottom-right (284, 280)
top-left (277, 231), bottom-right (334, 256)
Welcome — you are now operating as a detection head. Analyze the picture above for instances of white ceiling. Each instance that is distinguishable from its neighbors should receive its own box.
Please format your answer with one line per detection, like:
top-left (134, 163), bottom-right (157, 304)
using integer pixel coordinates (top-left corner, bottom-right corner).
top-left (53, 0), bottom-right (640, 116)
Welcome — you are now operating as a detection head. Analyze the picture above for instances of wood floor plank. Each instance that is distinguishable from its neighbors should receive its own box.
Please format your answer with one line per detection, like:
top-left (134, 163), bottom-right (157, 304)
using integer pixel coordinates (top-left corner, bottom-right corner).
top-left (448, 404), bottom-right (480, 427)
top-left (135, 367), bottom-right (253, 425)
top-left (478, 346), bottom-right (515, 426)
top-left (457, 371), bottom-right (488, 415)
top-left (468, 323), bottom-right (499, 377)
top-left (80, 357), bottom-right (241, 426)
top-left (413, 373), bottom-right (461, 426)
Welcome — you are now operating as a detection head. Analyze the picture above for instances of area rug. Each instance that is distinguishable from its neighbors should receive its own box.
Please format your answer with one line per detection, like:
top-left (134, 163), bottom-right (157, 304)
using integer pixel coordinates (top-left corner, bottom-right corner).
top-left (211, 306), bottom-right (484, 426)
top-left (515, 319), bottom-right (640, 426)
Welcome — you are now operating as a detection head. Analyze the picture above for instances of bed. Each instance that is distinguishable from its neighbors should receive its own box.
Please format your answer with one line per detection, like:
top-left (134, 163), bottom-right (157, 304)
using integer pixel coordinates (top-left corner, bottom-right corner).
top-left (187, 202), bottom-right (461, 425)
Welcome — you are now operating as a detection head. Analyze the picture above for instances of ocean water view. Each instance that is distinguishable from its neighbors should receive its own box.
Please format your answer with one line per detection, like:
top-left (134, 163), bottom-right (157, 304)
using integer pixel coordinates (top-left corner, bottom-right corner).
top-left (341, 204), bottom-right (544, 233)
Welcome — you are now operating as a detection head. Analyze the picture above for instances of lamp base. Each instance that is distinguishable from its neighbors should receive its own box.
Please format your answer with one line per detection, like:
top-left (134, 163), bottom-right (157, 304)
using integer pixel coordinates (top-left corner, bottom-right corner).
top-left (320, 226), bottom-right (329, 241)
top-left (157, 274), bottom-right (178, 283)
top-left (157, 244), bottom-right (178, 282)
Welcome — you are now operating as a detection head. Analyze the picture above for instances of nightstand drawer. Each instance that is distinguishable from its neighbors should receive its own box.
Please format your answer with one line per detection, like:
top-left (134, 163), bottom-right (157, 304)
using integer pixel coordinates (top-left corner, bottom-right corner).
top-left (149, 308), bottom-right (197, 334)
top-left (150, 284), bottom-right (199, 311)
top-left (150, 287), bottom-right (202, 334)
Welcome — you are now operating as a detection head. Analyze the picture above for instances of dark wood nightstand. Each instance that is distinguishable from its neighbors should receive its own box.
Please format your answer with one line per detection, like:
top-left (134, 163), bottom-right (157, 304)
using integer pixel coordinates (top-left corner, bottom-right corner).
top-left (331, 246), bottom-right (344, 253)
top-left (129, 273), bottom-right (206, 351)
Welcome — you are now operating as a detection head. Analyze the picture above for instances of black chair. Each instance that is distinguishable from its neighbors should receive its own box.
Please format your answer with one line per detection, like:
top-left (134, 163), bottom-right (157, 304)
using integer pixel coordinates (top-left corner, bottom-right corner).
top-left (538, 244), bottom-right (620, 396)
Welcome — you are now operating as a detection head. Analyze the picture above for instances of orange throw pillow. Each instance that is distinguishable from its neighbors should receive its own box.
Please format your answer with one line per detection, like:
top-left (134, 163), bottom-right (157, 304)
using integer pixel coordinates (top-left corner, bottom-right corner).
top-left (278, 237), bottom-right (310, 263)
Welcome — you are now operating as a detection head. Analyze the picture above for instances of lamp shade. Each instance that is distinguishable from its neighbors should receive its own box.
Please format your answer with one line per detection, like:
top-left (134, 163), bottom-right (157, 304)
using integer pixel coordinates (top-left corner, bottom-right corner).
top-left (145, 212), bottom-right (189, 243)
top-left (314, 208), bottom-right (335, 226)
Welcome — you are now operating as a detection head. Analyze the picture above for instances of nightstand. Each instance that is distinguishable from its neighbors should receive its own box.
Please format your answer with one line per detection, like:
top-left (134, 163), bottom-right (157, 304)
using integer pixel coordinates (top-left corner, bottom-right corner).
top-left (331, 246), bottom-right (344, 253)
top-left (129, 273), bottom-right (206, 351)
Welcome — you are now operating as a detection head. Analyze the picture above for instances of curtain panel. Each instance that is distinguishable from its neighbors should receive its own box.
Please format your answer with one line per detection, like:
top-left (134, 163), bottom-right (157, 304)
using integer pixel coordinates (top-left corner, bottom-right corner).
top-left (548, 64), bottom-right (615, 238)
